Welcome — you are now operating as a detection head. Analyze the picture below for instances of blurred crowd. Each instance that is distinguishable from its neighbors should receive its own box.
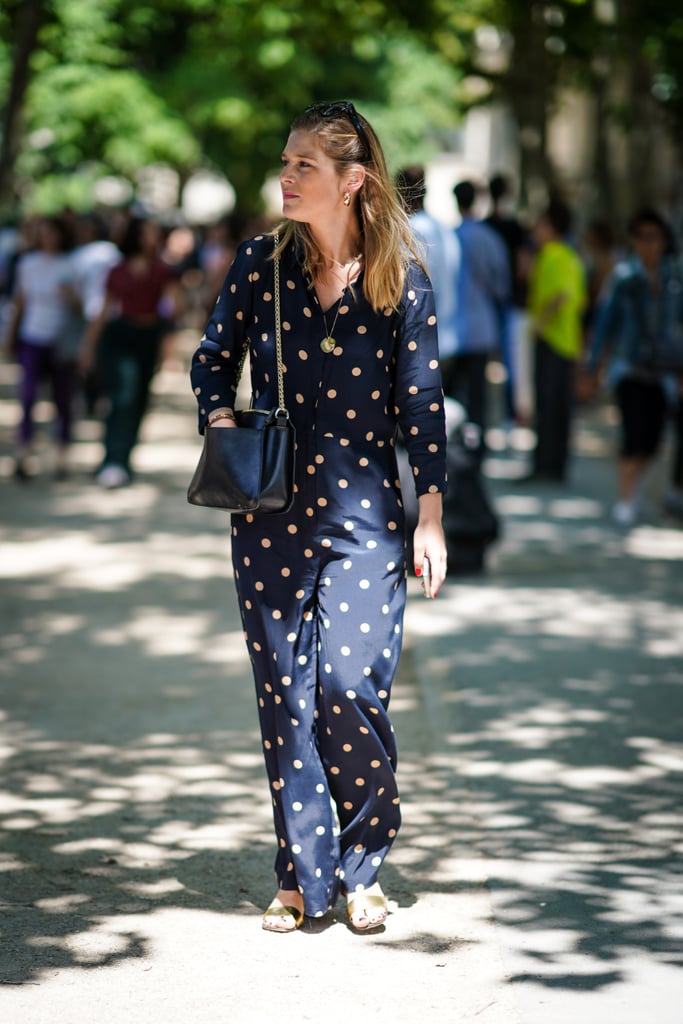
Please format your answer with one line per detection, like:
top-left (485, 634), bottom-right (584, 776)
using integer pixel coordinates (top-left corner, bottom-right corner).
top-left (1, 184), bottom-right (682, 536)
top-left (0, 206), bottom-right (264, 486)
top-left (396, 167), bottom-right (683, 533)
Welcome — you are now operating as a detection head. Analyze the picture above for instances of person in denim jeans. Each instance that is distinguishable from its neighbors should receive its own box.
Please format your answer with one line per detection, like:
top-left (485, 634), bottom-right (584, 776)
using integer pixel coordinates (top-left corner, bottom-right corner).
top-left (587, 207), bottom-right (681, 527)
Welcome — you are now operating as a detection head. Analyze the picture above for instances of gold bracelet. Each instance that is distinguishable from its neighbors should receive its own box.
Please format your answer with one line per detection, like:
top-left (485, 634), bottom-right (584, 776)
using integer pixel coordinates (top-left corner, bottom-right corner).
top-left (208, 409), bottom-right (236, 425)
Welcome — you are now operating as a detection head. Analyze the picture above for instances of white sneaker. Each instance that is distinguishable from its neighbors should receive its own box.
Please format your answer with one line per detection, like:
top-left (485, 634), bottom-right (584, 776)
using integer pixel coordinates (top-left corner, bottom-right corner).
top-left (96, 464), bottom-right (130, 489)
top-left (612, 500), bottom-right (637, 528)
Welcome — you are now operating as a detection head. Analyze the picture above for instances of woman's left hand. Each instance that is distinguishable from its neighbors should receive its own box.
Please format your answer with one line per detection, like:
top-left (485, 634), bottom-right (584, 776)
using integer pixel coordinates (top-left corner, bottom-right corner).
top-left (412, 493), bottom-right (448, 598)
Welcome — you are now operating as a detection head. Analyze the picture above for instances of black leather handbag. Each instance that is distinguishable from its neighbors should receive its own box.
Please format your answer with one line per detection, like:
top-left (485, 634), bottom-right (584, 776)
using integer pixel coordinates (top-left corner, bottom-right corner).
top-left (187, 245), bottom-right (295, 514)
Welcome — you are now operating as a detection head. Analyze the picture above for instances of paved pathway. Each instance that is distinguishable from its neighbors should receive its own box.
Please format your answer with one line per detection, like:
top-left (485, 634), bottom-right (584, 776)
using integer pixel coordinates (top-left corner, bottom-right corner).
top-left (1, 345), bottom-right (681, 1022)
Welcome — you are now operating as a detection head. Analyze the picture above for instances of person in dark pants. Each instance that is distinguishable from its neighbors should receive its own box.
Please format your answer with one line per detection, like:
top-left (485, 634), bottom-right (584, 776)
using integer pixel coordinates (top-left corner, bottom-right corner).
top-left (97, 319), bottom-right (163, 476)
top-left (3, 215), bottom-right (75, 480)
top-left (191, 102), bottom-right (448, 934)
top-left (526, 201), bottom-right (587, 482)
top-left (81, 216), bottom-right (178, 487)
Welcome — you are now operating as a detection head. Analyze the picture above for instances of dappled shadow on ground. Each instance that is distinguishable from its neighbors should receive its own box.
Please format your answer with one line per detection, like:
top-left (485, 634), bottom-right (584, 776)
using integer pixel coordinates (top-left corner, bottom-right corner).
top-left (0, 488), bottom-right (271, 981)
top-left (0, 384), bottom-right (482, 982)
top-left (405, 440), bottom-right (683, 993)
top-left (1, 369), bottom-right (681, 992)
top-left (0, 361), bottom-right (288, 982)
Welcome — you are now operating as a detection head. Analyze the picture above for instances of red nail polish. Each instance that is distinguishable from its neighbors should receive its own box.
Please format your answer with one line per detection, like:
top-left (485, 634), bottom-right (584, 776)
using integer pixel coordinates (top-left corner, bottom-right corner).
top-left (416, 567), bottom-right (422, 576)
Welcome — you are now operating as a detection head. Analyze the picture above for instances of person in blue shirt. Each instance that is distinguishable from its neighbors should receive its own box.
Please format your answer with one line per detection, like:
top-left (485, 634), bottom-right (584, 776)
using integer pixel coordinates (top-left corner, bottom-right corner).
top-left (443, 180), bottom-right (510, 434)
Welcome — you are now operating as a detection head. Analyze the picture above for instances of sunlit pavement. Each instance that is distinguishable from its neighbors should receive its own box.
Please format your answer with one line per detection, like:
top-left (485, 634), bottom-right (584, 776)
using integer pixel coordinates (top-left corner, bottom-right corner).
top-left (1, 342), bottom-right (681, 1024)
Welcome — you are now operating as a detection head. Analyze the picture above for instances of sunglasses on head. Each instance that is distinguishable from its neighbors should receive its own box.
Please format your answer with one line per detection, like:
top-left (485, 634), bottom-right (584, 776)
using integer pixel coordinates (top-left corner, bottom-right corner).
top-left (305, 101), bottom-right (371, 161)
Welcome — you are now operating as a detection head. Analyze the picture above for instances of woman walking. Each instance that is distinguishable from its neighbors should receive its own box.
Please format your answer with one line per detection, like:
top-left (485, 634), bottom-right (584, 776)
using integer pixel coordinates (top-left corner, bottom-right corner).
top-left (82, 216), bottom-right (177, 488)
top-left (191, 102), bottom-right (448, 932)
top-left (4, 215), bottom-right (75, 479)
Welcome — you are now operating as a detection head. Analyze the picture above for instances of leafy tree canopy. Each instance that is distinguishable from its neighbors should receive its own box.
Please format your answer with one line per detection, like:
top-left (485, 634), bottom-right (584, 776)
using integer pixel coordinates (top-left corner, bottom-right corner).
top-left (1, 0), bottom-right (682, 218)
top-left (1, 0), bottom-right (460, 214)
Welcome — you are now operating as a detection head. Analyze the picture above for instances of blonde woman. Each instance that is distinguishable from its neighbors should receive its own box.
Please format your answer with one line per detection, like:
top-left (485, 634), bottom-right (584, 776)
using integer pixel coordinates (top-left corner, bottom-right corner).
top-left (191, 102), bottom-right (447, 933)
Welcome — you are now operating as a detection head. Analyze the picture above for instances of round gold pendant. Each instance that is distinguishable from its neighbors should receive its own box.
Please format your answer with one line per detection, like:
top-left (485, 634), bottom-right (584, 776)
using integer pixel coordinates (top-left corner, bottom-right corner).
top-left (320, 336), bottom-right (335, 354)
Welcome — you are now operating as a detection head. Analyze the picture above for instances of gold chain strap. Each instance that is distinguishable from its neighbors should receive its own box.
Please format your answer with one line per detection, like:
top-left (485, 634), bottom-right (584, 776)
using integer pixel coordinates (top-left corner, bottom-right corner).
top-left (273, 241), bottom-right (286, 411)
top-left (234, 235), bottom-right (285, 412)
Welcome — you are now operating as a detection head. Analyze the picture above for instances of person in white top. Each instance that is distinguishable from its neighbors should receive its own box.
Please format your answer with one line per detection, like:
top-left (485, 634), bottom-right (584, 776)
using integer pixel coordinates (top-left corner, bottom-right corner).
top-left (3, 216), bottom-right (75, 479)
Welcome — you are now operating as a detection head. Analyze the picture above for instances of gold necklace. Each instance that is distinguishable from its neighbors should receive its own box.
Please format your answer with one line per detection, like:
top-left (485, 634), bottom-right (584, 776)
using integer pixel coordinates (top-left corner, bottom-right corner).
top-left (320, 289), bottom-right (346, 354)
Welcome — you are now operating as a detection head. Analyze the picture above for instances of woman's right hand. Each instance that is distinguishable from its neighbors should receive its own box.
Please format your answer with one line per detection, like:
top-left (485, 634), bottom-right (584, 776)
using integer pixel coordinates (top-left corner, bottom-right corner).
top-left (210, 419), bottom-right (237, 428)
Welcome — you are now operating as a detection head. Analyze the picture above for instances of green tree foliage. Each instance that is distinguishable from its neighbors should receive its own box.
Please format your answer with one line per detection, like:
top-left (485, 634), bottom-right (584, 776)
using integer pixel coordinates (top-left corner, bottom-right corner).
top-left (3, 0), bottom-right (204, 211)
top-left (0, 0), bottom-right (49, 207)
top-left (2, 0), bottom-right (682, 219)
top-left (0, 0), bottom-right (459, 215)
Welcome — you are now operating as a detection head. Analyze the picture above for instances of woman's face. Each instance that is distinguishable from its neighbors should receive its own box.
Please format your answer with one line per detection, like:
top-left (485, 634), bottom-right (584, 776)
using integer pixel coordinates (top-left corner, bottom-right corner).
top-left (280, 129), bottom-right (345, 224)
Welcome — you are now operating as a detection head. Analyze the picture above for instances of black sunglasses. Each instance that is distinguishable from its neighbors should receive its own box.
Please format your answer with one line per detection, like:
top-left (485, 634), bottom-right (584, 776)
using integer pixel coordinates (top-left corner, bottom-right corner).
top-left (305, 101), bottom-right (371, 161)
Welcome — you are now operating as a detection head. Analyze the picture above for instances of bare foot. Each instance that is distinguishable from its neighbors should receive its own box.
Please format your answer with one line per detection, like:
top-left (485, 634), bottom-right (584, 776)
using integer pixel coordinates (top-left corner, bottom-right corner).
top-left (346, 882), bottom-right (388, 932)
top-left (262, 889), bottom-right (304, 933)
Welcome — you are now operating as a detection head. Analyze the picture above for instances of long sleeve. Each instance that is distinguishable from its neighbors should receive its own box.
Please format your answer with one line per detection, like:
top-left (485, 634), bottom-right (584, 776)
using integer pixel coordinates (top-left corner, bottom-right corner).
top-left (589, 268), bottom-right (634, 372)
top-left (587, 271), bottom-right (625, 370)
top-left (190, 236), bottom-right (273, 434)
top-left (394, 264), bottom-right (448, 496)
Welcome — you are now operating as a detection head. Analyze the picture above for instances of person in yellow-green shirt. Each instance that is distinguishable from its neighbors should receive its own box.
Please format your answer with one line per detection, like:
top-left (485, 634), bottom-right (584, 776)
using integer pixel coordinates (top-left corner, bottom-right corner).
top-left (526, 200), bottom-right (587, 481)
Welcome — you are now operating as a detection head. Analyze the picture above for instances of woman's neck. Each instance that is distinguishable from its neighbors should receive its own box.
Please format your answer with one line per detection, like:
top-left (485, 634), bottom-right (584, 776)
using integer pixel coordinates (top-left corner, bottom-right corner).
top-left (309, 223), bottom-right (362, 269)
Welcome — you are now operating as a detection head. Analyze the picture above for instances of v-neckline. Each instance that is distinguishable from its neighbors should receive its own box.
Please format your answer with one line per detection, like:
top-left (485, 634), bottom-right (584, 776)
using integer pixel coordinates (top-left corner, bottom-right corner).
top-left (313, 269), bottom-right (363, 315)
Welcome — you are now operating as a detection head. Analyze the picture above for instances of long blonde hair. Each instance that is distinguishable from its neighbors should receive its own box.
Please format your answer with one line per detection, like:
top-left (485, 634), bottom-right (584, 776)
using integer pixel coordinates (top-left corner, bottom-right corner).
top-left (273, 103), bottom-right (425, 312)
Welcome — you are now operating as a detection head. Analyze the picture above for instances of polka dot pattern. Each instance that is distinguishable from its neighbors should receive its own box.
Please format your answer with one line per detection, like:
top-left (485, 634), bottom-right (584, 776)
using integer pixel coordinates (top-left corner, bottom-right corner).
top-left (189, 233), bottom-right (444, 918)
top-left (190, 235), bottom-right (446, 498)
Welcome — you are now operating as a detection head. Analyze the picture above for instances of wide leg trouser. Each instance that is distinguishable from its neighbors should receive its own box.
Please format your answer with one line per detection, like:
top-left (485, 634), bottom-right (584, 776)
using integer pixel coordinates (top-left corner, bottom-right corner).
top-left (441, 352), bottom-right (489, 432)
top-left (17, 341), bottom-right (76, 446)
top-left (98, 320), bottom-right (161, 472)
top-left (533, 337), bottom-right (575, 480)
top-left (231, 489), bottom-right (405, 917)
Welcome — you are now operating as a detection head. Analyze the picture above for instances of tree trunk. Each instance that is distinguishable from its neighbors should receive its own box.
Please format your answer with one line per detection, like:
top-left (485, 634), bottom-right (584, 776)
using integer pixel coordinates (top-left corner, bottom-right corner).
top-left (589, 67), bottom-right (615, 224)
top-left (500, 3), bottom-right (558, 214)
top-left (613, 0), bottom-right (658, 216)
top-left (624, 55), bottom-right (656, 213)
top-left (0, 0), bottom-right (48, 211)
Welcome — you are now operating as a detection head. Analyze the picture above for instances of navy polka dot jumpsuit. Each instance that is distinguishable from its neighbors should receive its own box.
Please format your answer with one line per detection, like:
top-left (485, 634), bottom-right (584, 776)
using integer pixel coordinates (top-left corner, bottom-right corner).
top-left (191, 234), bottom-right (447, 917)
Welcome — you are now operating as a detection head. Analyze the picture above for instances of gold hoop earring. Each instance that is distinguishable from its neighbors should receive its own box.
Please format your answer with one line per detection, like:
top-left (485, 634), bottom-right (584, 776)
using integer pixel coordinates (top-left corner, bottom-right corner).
top-left (343, 192), bottom-right (351, 206)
